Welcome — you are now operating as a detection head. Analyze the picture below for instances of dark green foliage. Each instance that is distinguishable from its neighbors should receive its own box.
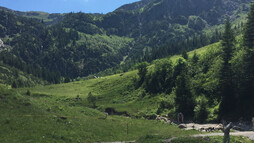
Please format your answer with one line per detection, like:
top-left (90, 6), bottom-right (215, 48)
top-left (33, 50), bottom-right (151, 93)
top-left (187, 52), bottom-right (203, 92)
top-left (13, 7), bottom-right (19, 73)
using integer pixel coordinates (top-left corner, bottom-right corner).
top-left (194, 96), bottom-right (209, 123)
top-left (11, 81), bottom-right (17, 88)
top-left (188, 16), bottom-right (207, 31)
top-left (64, 77), bottom-right (71, 83)
top-left (219, 17), bottom-right (235, 119)
top-left (0, 0), bottom-right (249, 84)
top-left (144, 59), bottom-right (173, 93)
top-left (137, 62), bottom-right (149, 85)
top-left (0, 10), bottom-right (132, 83)
top-left (157, 100), bottom-right (173, 115)
top-left (87, 92), bottom-right (96, 108)
top-left (181, 49), bottom-right (188, 60)
top-left (191, 51), bottom-right (199, 65)
top-left (244, 2), bottom-right (254, 49)
top-left (174, 59), bottom-right (195, 118)
top-left (26, 90), bottom-right (31, 96)
top-left (239, 1), bottom-right (254, 119)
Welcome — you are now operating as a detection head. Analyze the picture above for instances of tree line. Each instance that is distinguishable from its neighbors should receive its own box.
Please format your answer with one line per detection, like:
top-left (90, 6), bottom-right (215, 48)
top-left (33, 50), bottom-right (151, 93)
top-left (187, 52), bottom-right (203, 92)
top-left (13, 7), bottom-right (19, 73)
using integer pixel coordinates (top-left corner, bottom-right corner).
top-left (137, 2), bottom-right (254, 121)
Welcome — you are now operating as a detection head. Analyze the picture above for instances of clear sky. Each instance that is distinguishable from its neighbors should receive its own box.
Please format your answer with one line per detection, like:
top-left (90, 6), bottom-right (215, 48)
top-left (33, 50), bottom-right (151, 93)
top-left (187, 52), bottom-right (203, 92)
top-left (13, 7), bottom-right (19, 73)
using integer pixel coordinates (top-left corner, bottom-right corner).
top-left (0, 0), bottom-right (140, 14)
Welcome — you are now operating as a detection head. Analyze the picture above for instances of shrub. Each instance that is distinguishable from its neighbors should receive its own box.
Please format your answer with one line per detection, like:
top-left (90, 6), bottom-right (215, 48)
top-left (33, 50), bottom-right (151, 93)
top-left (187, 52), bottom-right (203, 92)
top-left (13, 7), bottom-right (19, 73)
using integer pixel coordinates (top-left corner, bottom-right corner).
top-left (26, 90), bottom-right (31, 96)
top-left (194, 95), bottom-right (209, 123)
top-left (87, 92), bottom-right (96, 108)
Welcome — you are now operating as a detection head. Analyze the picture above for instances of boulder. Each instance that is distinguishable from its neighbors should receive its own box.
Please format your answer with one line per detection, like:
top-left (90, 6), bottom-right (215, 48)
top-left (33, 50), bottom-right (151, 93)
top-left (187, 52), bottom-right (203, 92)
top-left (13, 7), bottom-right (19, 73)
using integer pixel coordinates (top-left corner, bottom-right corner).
top-left (215, 124), bottom-right (223, 131)
top-left (233, 126), bottom-right (244, 131)
top-left (178, 124), bottom-right (187, 129)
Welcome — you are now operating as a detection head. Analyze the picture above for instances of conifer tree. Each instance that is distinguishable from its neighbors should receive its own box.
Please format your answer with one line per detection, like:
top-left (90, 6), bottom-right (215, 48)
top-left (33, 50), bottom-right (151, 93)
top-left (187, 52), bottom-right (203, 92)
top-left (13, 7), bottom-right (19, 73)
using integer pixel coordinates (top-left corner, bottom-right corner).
top-left (240, 2), bottom-right (254, 118)
top-left (219, 17), bottom-right (235, 118)
top-left (181, 49), bottom-right (188, 60)
top-left (243, 2), bottom-right (254, 80)
top-left (174, 58), bottom-right (195, 117)
top-left (191, 51), bottom-right (199, 64)
top-left (244, 2), bottom-right (254, 49)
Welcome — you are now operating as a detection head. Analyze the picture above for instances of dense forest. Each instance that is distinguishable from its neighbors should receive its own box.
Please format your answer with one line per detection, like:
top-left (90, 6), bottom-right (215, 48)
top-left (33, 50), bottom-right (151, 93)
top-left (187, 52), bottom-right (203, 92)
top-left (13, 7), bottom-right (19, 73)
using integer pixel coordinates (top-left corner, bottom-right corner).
top-left (2, 0), bottom-right (254, 142)
top-left (0, 0), bottom-right (251, 86)
top-left (0, 0), bottom-right (254, 120)
top-left (135, 2), bottom-right (254, 121)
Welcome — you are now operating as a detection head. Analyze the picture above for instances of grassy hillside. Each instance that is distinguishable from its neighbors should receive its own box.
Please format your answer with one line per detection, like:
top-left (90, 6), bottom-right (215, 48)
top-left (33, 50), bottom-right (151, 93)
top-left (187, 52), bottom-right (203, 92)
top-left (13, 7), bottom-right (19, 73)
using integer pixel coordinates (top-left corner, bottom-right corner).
top-left (0, 83), bottom-right (198, 143)
top-left (2, 40), bottom-right (254, 142)
top-left (0, 63), bottom-right (45, 87)
top-left (18, 41), bottom-right (222, 118)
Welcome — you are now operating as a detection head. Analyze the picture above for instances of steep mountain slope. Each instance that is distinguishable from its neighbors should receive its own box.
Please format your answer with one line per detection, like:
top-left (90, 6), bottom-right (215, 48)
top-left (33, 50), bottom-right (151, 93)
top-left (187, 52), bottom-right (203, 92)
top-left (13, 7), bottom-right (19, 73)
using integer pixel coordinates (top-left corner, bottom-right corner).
top-left (59, 0), bottom-right (251, 59)
top-left (0, 10), bottom-right (133, 83)
top-left (0, 0), bottom-right (251, 84)
top-left (0, 63), bottom-right (45, 87)
top-left (0, 6), bottom-right (64, 25)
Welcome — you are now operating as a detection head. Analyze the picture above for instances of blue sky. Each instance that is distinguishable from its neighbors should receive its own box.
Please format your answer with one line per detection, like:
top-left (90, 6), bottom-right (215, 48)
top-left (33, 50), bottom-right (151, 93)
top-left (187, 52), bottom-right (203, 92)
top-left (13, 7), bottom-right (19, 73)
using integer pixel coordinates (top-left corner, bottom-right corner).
top-left (0, 0), bottom-right (140, 14)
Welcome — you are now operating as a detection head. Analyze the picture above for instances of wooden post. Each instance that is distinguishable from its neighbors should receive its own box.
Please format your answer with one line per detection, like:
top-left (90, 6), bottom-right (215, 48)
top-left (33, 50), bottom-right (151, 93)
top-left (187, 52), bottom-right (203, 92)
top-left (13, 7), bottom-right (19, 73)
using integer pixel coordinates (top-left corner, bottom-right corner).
top-left (223, 122), bottom-right (233, 143)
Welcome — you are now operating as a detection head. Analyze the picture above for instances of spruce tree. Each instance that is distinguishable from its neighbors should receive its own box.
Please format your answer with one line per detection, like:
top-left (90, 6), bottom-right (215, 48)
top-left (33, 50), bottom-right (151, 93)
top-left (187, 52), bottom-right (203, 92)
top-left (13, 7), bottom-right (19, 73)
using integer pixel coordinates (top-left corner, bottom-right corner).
top-left (174, 58), bottom-right (195, 118)
top-left (191, 51), bottom-right (199, 64)
top-left (244, 2), bottom-right (254, 49)
top-left (243, 2), bottom-right (254, 80)
top-left (241, 2), bottom-right (254, 118)
top-left (219, 17), bottom-right (235, 119)
top-left (181, 49), bottom-right (188, 60)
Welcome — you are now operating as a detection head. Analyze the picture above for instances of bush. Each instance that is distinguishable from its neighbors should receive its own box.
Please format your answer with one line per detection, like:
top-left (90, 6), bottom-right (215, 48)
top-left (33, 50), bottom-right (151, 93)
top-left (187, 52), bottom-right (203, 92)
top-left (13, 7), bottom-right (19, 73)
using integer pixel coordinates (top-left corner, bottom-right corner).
top-left (87, 92), bottom-right (96, 108)
top-left (194, 95), bottom-right (209, 123)
top-left (11, 81), bottom-right (17, 88)
top-left (137, 62), bottom-right (149, 85)
top-left (26, 90), bottom-right (31, 96)
top-left (157, 99), bottom-right (173, 115)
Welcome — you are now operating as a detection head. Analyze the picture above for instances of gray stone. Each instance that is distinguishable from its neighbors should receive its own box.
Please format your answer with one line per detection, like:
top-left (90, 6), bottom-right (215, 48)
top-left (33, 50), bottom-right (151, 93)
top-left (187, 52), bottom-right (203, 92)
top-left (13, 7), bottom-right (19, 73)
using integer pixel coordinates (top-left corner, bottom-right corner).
top-left (178, 124), bottom-right (187, 129)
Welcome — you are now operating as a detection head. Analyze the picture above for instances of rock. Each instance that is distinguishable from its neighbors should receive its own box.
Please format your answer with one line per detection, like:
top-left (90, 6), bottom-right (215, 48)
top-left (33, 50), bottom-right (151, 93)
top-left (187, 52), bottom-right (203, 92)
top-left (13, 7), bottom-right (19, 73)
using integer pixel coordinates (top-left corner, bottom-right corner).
top-left (156, 115), bottom-right (171, 124)
top-left (233, 126), bottom-right (244, 131)
top-left (205, 127), bottom-right (215, 132)
top-left (215, 124), bottom-right (224, 131)
top-left (178, 124), bottom-right (187, 129)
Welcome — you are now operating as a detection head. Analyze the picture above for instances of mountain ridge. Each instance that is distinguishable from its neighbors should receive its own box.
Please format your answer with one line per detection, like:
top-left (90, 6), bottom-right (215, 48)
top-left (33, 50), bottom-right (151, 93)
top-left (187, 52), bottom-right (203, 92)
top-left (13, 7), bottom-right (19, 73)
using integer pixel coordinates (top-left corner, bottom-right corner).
top-left (0, 0), bottom-right (251, 84)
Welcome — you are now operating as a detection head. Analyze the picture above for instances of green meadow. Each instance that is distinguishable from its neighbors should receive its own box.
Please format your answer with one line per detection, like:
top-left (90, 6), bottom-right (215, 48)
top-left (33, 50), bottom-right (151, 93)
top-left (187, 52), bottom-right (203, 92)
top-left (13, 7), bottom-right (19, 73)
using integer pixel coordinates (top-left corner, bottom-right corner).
top-left (1, 41), bottom-right (253, 142)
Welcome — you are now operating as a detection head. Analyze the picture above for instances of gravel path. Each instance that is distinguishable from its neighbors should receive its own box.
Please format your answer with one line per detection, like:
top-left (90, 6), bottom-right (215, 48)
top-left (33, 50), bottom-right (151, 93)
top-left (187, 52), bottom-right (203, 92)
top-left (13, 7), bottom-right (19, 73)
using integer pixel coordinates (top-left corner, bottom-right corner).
top-left (165, 131), bottom-right (254, 142)
top-left (192, 131), bottom-right (254, 140)
top-left (98, 132), bottom-right (254, 143)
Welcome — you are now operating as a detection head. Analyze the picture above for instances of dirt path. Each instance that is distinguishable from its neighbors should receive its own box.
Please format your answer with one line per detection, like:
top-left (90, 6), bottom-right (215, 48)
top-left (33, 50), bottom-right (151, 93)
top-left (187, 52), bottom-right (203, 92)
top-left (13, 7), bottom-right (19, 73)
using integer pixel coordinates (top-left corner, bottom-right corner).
top-left (165, 131), bottom-right (254, 142)
top-left (98, 132), bottom-right (254, 143)
top-left (192, 131), bottom-right (254, 140)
